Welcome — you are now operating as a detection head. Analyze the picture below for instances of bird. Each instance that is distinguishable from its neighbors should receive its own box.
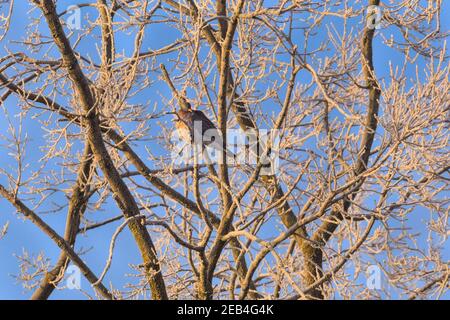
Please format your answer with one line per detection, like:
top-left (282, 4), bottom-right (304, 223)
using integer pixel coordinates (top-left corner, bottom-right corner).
top-left (173, 103), bottom-right (256, 173)
top-left (160, 63), bottom-right (239, 166)
top-left (174, 102), bottom-right (221, 150)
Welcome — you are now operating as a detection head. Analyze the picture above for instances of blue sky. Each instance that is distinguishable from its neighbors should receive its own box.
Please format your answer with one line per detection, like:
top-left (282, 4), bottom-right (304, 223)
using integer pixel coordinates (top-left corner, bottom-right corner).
top-left (0, 0), bottom-right (448, 299)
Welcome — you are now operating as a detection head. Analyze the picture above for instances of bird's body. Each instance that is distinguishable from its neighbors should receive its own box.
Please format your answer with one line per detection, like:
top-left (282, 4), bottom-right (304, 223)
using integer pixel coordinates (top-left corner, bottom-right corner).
top-left (174, 110), bottom-right (193, 144)
top-left (175, 106), bottom-right (220, 148)
top-left (173, 104), bottom-right (250, 170)
top-left (160, 64), bottom-right (233, 163)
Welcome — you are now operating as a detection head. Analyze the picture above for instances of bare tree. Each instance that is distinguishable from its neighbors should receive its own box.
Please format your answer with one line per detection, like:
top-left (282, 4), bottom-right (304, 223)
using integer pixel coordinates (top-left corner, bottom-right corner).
top-left (0, 0), bottom-right (448, 300)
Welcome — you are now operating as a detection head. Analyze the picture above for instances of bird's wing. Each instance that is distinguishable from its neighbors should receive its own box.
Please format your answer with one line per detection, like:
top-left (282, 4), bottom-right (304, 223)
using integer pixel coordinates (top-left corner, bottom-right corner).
top-left (192, 110), bottom-right (226, 149)
top-left (192, 110), bottom-right (217, 133)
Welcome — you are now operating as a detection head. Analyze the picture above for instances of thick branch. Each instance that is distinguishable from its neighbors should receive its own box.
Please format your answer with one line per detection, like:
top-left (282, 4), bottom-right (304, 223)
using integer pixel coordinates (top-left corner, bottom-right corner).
top-left (36, 0), bottom-right (167, 300)
top-left (0, 183), bottom-right (113, 300)
top-left (304, 0), bottom-right (382, 299)
top-left (31, 144), bottom-right (94, 300)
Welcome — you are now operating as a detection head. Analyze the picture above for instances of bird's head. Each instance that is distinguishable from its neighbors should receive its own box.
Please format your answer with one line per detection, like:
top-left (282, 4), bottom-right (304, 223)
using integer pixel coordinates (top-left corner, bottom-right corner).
top-left (179, 101), bottom-right (192, 112)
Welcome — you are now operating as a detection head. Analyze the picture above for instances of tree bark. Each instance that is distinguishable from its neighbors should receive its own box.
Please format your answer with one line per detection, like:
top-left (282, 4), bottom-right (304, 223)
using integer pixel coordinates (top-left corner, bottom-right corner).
top-left (31, 144), bottom-right (94, 300)
top-left (37, 0), bottom-right (168, 300)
